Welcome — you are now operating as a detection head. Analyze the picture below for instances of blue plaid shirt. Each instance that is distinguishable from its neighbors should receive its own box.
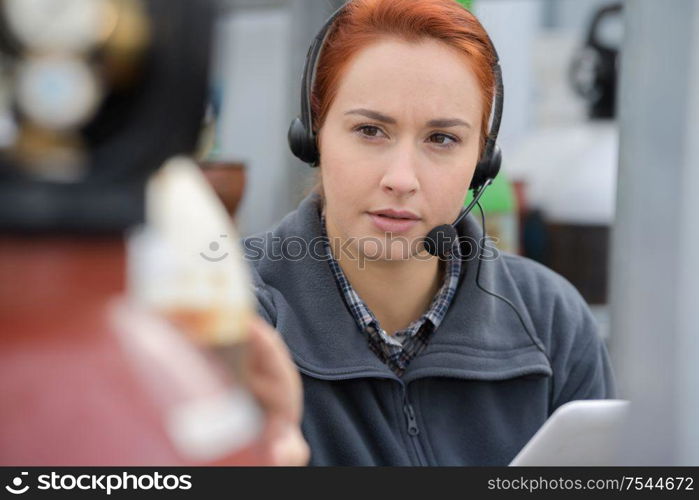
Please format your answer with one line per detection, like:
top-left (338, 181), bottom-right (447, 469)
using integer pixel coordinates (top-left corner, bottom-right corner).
top-left (320, 212), bottom-right (462, 376)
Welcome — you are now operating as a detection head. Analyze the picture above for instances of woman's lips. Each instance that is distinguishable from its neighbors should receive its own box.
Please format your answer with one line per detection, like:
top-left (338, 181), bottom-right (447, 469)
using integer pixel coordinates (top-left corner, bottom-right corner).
top-left (368, 213), bottom-right (420, 233)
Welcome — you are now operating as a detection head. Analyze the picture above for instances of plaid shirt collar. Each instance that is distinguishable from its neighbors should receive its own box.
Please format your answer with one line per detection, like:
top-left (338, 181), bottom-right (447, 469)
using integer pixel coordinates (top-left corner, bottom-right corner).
top-left (320, 211), bottom-right (462, 376)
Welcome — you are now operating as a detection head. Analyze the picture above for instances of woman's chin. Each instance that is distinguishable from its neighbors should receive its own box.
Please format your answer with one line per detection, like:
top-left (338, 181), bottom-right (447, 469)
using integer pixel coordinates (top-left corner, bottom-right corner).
top-left (356, 235), bottom-right (427, 263)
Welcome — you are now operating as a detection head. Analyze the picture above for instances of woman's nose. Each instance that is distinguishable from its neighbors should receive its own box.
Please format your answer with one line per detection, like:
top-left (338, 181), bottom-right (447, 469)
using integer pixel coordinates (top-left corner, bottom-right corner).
top-left (379, 144), bottom-right (420, 197)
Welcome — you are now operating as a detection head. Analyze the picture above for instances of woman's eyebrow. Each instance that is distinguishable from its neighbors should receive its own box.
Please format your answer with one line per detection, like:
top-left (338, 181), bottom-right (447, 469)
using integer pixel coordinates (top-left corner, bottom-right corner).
top-left (345, 108), bottom-right (396, 124)
top-left (345, 109), bottom-right (471, 129)
top-left (426, 118), bottom-right (471, 129)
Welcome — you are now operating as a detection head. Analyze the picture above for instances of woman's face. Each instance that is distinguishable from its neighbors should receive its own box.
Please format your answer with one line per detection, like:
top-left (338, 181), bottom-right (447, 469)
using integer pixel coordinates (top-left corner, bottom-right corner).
top-left (318, 36), bottom-right (483, 261)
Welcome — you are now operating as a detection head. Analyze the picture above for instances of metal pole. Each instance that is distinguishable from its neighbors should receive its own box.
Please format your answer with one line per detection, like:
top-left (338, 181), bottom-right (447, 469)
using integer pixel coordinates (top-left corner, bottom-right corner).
top-left (611, 0), bottom-right (699, 465)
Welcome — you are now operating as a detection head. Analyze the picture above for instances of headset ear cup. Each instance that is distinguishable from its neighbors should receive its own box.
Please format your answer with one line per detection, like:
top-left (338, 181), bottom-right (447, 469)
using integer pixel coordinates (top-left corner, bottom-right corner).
top-left (470, 159), bottom-right (487, 191)
top-left (288, 117), bottom-right (319, 165)
top-left (489, 145), bottom-right (502, 179)
top-left (470, 145), bottom-right (502, 190)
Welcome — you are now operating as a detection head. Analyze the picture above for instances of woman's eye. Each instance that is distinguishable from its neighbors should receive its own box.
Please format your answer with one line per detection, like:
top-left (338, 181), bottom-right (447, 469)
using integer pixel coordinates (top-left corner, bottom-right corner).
top-left (356, 125), bottom-right (384, 138)
top-left (427, 133), bottom-right (459, 146)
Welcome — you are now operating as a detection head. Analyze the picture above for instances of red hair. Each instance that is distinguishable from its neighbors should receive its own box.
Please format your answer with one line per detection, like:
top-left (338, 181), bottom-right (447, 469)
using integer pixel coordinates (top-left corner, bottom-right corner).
top-left (311, 0), bottom-right (497, 156)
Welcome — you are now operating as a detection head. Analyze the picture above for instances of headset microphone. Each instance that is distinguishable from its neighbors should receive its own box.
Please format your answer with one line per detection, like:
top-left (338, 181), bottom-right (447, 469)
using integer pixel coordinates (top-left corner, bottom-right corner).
top-left (422, 177), bottom-right (493, 257)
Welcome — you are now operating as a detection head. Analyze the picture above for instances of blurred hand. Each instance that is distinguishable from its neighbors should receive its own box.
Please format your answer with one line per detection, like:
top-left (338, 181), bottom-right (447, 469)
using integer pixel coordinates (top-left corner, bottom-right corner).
top-left (245, 315), bottom-right (310, 466)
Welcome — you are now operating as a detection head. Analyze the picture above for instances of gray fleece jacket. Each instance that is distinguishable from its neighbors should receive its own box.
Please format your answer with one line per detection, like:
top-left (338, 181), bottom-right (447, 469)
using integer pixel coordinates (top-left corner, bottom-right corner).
top-left (242, 192), bottom-right (616, 466)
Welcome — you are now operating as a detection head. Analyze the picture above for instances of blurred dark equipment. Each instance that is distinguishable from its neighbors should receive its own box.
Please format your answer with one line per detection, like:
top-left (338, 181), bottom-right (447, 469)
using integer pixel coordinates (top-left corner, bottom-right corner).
top-left (547, 223), bottom-right (608, 305)
top-left (0, 0), bottom-right (214, 232)
top-left (521, 206), bottom-right (612, 307)
top-left (519, 2), bottom-right (623, 306)
top-left (569, 3), bottom-right (623, 119)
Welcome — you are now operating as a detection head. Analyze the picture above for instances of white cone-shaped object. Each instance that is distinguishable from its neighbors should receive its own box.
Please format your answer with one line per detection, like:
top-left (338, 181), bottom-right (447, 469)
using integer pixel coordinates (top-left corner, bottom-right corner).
top-left (128, 155), bottom-right (254, 346)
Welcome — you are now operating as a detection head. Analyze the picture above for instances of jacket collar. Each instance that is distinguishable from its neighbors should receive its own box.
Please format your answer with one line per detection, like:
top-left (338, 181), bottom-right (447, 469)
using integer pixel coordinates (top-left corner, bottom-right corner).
top-left (245, 192), bottom-right (551, 383)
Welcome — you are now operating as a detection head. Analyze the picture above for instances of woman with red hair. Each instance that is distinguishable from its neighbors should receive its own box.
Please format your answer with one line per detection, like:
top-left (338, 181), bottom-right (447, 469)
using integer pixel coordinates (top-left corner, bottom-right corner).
top-left (244, 0), bottom-right (615, 465)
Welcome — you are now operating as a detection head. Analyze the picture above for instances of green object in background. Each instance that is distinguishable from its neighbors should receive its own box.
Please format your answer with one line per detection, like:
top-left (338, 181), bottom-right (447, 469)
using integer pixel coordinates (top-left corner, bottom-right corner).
top-left (456, 0), bottom-right (474, 10)
top-left (465, 173), bottom-right (519, 254)
top-left (465, 173), bottom-right (516, 214)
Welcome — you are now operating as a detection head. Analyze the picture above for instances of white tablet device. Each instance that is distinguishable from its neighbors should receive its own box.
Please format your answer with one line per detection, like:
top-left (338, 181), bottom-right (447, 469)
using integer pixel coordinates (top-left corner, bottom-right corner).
top-left (509, 399), bottom-right (630, 466)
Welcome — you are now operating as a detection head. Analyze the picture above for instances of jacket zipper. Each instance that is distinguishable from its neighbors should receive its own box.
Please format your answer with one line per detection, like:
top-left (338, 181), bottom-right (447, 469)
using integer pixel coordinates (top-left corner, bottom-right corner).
top-left (399, 382), bottom-right (429, 466)
top-left (403, 403), bottom-right (419, 436)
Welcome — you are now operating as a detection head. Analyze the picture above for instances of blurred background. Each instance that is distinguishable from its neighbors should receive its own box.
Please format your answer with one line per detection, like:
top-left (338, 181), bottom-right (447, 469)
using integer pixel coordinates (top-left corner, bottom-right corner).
top-left (0, 0), bottom-right (697, 466)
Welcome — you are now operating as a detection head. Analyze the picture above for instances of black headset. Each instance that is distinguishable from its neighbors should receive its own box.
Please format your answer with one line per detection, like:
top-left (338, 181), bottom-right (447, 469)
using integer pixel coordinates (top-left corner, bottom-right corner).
top-left (288, 1), bottom-right (503, 193)
top-left (569, 3), bottom-right (622, 119)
